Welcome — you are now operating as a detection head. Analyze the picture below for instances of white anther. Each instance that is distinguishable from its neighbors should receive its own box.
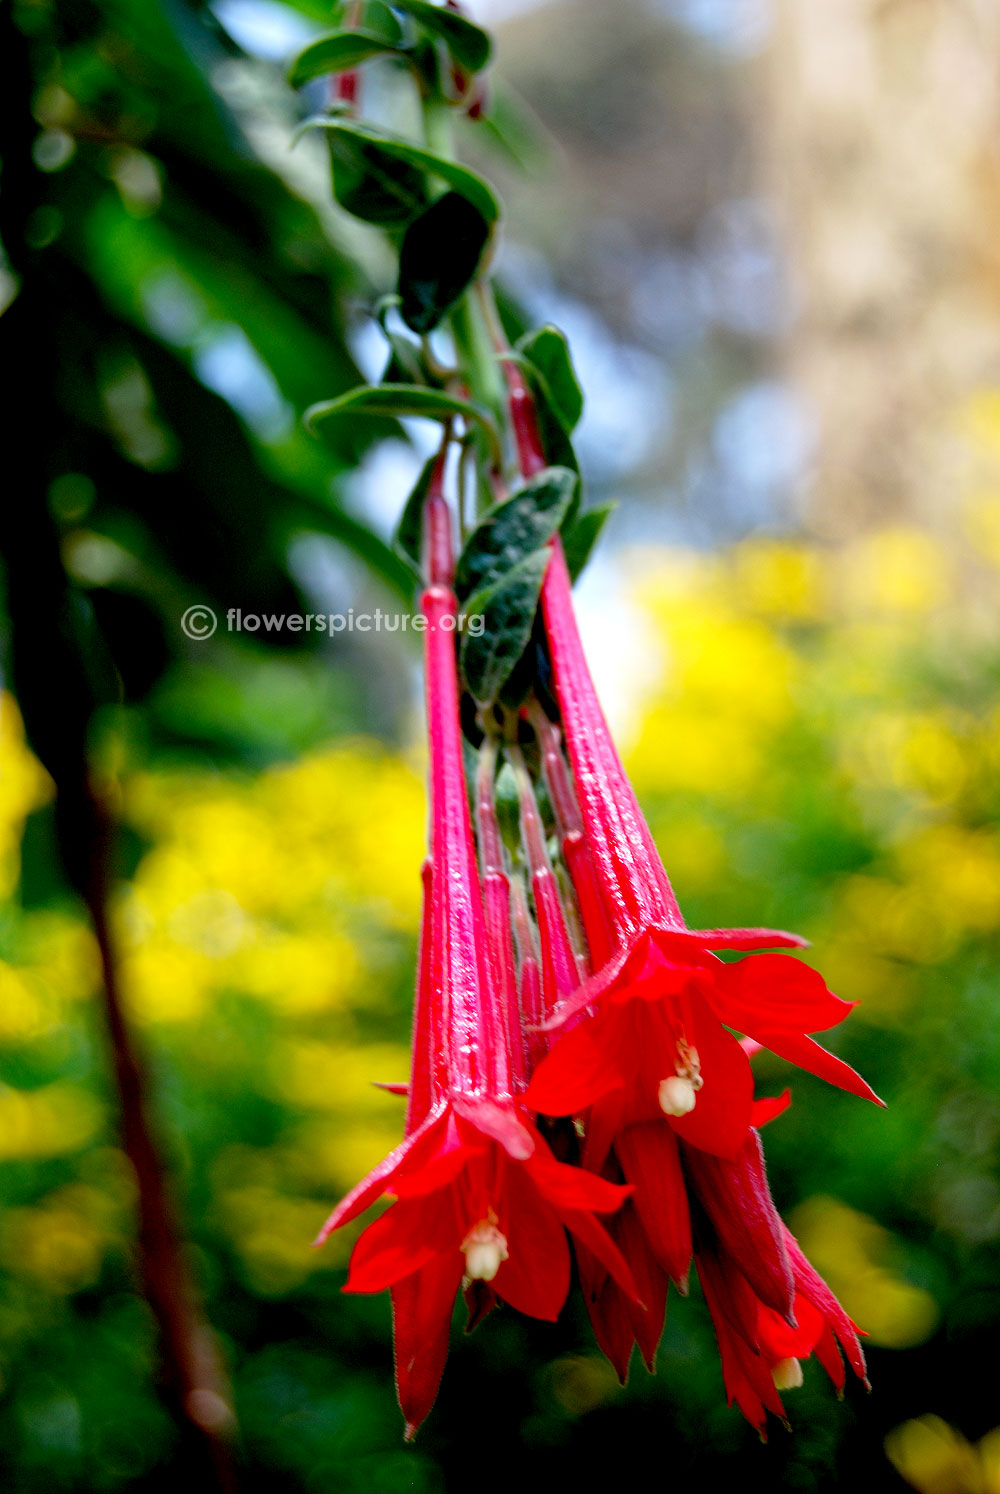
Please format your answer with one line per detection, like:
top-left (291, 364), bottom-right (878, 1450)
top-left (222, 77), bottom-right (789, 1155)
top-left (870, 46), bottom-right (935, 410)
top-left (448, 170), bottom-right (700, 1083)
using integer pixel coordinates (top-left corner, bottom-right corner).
top-left (658, 1076), bottom-right (697, 1116)
top-left (771, 1358), bottom-right (804, 1391)
top-left (462, 1221), bottom-right (509, 1282)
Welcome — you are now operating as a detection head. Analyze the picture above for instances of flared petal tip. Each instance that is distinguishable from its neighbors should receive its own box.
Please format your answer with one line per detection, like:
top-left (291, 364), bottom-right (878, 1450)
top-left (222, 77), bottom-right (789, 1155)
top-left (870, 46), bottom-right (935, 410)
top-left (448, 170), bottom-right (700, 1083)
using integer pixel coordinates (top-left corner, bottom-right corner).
top-left (403, 1421), bottom-right (420, 1444)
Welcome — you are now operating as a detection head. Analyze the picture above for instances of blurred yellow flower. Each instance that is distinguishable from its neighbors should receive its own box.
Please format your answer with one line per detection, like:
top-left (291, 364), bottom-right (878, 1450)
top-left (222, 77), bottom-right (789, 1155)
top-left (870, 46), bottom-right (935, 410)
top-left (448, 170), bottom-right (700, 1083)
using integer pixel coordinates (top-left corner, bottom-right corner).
top-left (886, 1415), bottom-right (1000, 1494)
top-left (837, 529), bottom-right (951, 615)
top-left (0, 1083), bottom-right (103, 1161)
top-left (789, 1196), bottom-right (938, 1349)
top-left (0, 693), bottom-right (52, 899)
top-left (733, 539), bottom-right (827, 621)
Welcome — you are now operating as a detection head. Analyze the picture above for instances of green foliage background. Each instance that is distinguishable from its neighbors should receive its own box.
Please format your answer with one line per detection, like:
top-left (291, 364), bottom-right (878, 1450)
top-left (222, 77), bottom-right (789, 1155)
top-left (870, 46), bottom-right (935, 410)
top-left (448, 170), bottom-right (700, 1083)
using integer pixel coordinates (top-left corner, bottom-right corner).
top-left (1, 2), bottom-right (999, 1491)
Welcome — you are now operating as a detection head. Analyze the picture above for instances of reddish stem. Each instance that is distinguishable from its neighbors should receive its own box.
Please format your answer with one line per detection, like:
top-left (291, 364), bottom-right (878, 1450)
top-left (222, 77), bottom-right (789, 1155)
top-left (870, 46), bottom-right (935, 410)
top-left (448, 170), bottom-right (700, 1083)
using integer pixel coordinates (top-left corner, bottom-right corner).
top-left (84, 798), bottom-right (239, 1490)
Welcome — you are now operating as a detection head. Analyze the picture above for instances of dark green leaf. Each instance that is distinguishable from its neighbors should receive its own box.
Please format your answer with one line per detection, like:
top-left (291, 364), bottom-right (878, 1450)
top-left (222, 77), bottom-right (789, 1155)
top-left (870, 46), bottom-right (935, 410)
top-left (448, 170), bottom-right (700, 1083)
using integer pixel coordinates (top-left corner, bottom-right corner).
top-left (394, 450), bottom-right (439, 573)
top-left (324, 123), bottom-right (428, 226)
top-left (517, 324), bottom-right (583, 431)
top-left (394, 0), bottom-right (492, 72)
top-left (301, 119), bottom-right (501, 224)
top-left (455, 466), bottom-right (575, 599)
top-left (461, 548), bottom-right (549, 706)
top-left (288, 30), bottom-right (406, 88)
top-left (562, 500), bottom-right (615, 581)
top-left (398, 191), bottom-right (491, 334)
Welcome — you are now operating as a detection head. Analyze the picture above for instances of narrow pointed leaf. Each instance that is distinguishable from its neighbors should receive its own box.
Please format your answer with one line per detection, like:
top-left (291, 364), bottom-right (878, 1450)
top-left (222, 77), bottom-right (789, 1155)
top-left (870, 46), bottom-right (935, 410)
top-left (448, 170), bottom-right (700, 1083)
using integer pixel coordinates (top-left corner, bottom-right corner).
top-left (394, 450), bottom-right (440, 574)
top-left (289, 30), bottom-right (406, 87)
top-left (306, 383), bottom-right (497, 447)
top-left (517, 324), bottom-right (583, 430)
top-left (301, 119), bottom-right (500, 223)
top-left (461, 548), bottom-right (550, 706)
top-left (562, 500), bottom-right (615, 581)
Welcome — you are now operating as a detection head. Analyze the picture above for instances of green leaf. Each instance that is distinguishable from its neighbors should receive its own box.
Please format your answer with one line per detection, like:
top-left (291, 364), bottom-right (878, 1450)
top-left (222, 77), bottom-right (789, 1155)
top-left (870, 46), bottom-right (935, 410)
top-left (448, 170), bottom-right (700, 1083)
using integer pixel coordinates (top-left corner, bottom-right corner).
top-left (306, 383), bottom-right (498, 455)
top-left (562, 501), bottom-right (615, 581)
top-left (398, 191), bottom-right (492, 335)
top-left (302, 119), bottom-right (501, 224)
top-left (393, 450), bottom-right (438, 573)
top-left (288, 30), bottom-right (406, 88)
top-left (455, 466), bottom-right (575, 600)
top-left (324, 122), bottom-right (427, 226)
top-left (393, 0), bottom-right (492, 72)
top-left (517, 324), bottom-right (583, 431)
top-left (381, 331), bottom-right (429, 385)
top-left (493, 761), bottom-right (522, 852)
top-left (461, 548), bottom-right (549, 706)
top-left (357, 0), bottom-right (406, 42)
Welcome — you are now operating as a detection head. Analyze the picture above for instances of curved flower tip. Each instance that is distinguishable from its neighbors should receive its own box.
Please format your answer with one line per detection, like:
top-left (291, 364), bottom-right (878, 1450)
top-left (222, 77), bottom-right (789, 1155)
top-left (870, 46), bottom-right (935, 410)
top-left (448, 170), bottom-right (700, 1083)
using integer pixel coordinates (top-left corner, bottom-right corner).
top-left (695, 1196), bottom-right (868, 1432)
top-left (323, 1098), bottom-right (640, 1432)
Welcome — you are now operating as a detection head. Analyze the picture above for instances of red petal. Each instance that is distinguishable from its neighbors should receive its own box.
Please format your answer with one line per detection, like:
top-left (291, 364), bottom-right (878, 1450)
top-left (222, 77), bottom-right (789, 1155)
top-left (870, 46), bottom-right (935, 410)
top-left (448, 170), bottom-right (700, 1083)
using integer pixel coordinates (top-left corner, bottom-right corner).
top-left (391, 1141), bottom-right (480, 1200)
top-left (684, 1132), bottom-right (795, 1321)
top-left (563, 1207), bottom-right (641, 1303)
top-left (614, 1122), bottom-right (692, 1287)
top-left (539, 936), bottom-right (640, 1029)
top-left (681, 927), bottom-right (809, 951)
top-left (757, 1293), bottom-right (825, 1360)
top-left (813, 1322), bottom-right (847, 1394)
top-left (494, 1174), bottom-right (569, 1321)
top-left (617, 1202), bottom-right (671, 1370)
top-left (315, 1104), bottom-right (449, 1241)
top-left (711, 953), bottom-right (853, 1035)
top-left (393, 1252), bottom-right (464, 1439)
top-left (751, 1089), bottom-right (792, 1129)
top-left (345, 1197), bottom-right (455, 1294)
top-left (783, 1227), bottom-right (868, 1384)
top-left (582, 1275), bottom-right (637, 1384)
top-left (453, 1096), bottom-right (536, 1160)
top-left (697, 1252), bottom-right (787, 1431)
top-left (668, 1005), bottom-right (754, 1158)
top-left (581, 1089), bottom-right (628, 1175)
top-left (526, 1140), bottom-right (633, 1214)
top-left (524, 1020), bottom-right (624, 1117)
top-left (755, 1029), bottom-right (884, 1107)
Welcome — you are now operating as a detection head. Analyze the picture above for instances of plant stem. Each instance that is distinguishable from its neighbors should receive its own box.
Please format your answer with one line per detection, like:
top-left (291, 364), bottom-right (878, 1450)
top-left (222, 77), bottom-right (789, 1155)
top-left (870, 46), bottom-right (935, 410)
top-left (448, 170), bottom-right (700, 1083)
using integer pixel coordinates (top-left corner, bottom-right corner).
top-left (84, 800), bottom-right (240, 1490)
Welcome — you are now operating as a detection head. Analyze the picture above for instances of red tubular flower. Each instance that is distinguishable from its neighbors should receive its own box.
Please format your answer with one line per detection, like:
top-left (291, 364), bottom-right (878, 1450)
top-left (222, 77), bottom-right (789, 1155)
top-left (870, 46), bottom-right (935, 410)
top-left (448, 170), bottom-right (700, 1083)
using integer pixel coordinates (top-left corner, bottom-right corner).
top-left (692, 1154), bottom-right (868, 1434)
top-left (315, 479), bottom-right (637, 1438)
top-left (525, 539), bottom-right (882, 1161)
top-left (516, 532), bottom-right (879, 1400)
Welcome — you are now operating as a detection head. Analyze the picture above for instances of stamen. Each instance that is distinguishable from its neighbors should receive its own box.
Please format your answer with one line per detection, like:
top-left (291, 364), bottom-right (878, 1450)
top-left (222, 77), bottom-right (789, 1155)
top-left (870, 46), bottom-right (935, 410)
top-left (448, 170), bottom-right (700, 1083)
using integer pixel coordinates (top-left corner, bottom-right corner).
top-left (771, 1358), bottom-right (804, 1391)
top-left (659, 1041), bottom-right (703, 1114)
top-left (659, 1076), bottom-right (697, 1116)
top-left (462, 1220), bottom-right (509, 1282)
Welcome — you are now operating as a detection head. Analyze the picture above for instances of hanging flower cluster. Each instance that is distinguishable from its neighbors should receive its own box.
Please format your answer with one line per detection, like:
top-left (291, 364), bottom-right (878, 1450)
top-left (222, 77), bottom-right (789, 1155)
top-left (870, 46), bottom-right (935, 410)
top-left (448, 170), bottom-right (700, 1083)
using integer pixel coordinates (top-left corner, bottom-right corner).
top-left (291, 0), bottom-right (882, 1440)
